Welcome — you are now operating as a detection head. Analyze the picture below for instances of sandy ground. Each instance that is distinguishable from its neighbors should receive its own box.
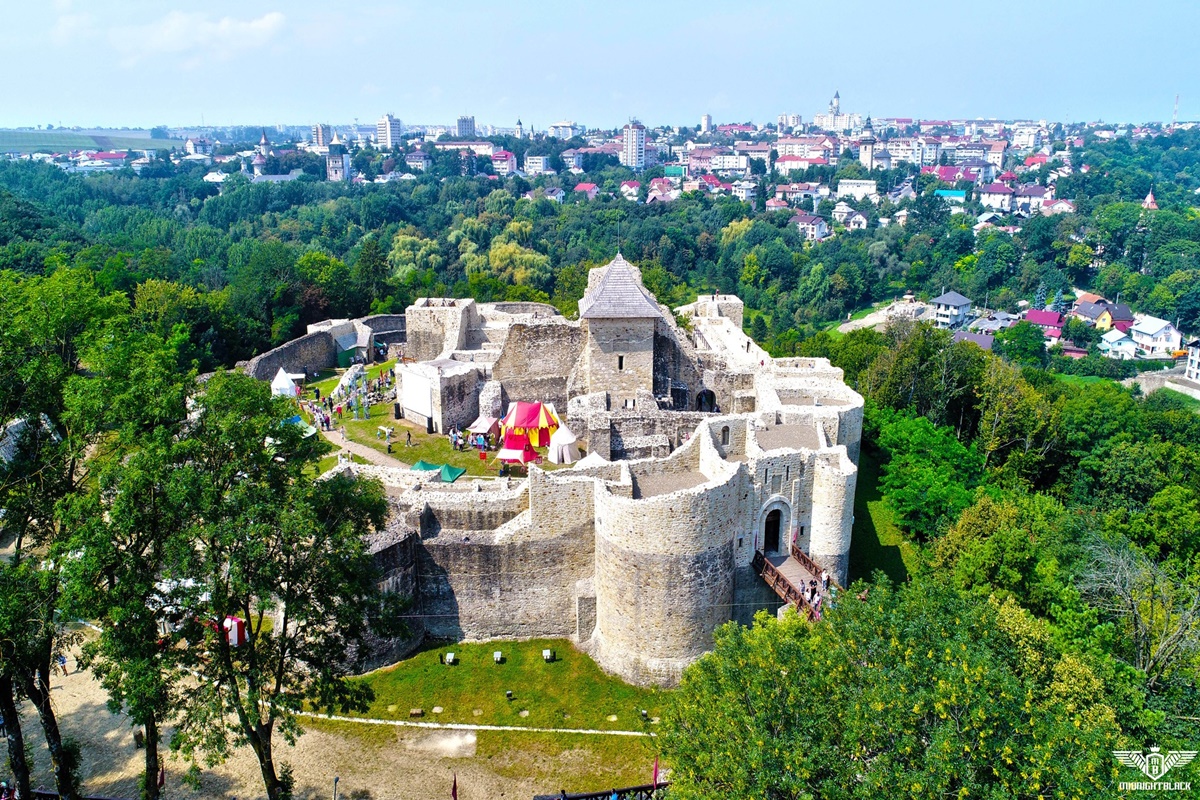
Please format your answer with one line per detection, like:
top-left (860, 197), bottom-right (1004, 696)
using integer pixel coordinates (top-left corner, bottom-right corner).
top-left (14, 656), bottom-right (550, 800)
top-left (837, 301), bottom-right (928, 333)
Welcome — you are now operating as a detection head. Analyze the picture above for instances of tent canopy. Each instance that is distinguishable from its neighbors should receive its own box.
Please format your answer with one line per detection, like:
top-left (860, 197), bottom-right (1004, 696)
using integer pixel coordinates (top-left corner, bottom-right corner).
top-left (411, 461), bottom-right (466, 482)
top-left (501, 401), bottom-right (559, 446)
top-left (411, 460), bottom-right (441, 471)
top-left (497, 431), bottom-right (538, 464)
top-left (547, 424), bottom-right (580, 464)
top-left (467, 415), bottom-right (500, 435)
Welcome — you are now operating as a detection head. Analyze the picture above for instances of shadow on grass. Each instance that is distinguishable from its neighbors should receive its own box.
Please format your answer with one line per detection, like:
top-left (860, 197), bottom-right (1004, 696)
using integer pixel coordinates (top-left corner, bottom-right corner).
top-left (848, 449), bottom-right (911, 584)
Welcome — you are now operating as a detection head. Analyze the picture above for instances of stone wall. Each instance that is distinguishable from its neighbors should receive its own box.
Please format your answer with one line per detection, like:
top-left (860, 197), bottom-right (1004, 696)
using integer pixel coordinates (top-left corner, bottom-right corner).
top-left (809, 451), bottom-right (857, 585)
top-left (243, 331), bottom-right (336, 381)
top-left (405, 299), bottom-right (476, 361)
top-left (491, 321), bottom-right (584, 409)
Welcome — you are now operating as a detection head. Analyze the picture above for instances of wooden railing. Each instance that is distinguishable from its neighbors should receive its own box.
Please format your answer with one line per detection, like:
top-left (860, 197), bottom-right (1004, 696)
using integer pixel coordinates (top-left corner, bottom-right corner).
top-left (752, 551), bottom-right (818, 621)
top-left (534, 783), bottom-right (668, 800)
top-left (791, 542), bottom-right (841, 591)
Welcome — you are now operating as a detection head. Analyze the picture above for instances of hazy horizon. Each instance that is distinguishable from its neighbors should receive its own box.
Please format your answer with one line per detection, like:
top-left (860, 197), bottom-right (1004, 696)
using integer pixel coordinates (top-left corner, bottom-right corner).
top-left (5, 0), bottom-right (1197, 130)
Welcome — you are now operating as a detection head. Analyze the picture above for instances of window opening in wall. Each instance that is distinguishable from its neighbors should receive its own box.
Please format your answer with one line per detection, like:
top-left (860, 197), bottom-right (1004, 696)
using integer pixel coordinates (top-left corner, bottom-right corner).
top-left (721, 426), bottom-right (730, 446)
top-left (617, 355), bottom-right (624, 370)
top-left (737, 537), bottom-right (744, 548)
top-left (786, 465), bottom-right (790, 482)
top-left (624, 398), bottom-right (635, 409)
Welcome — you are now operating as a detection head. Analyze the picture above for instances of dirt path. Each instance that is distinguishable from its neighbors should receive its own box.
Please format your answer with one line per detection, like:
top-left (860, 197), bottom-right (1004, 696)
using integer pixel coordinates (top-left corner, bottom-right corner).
top-left (320, 426), bottom-right (410, 469)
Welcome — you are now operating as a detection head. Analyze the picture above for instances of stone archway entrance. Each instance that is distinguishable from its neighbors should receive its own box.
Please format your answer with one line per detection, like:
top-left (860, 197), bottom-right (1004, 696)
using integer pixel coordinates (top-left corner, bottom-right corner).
top-left (696, 390), bottom-right (716, 412)
top-left (757, 498), bottom-right (791, 555)
top-left (764, 509), bottom-right (781, 553)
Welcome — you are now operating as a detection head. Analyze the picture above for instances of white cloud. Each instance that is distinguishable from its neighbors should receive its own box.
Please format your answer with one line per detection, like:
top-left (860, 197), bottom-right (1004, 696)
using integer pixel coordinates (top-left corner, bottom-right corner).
top-left (49, 0), bottom-right (93, 46)
top-left (107, 11), bottom-right (285, 68)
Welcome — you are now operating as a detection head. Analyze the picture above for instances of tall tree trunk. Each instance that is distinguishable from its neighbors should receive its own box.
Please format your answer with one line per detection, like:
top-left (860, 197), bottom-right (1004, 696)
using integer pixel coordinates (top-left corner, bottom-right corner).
top-left (249, 722), bottom-right (284, 800)
top-left (0, 673), bottom-right (32, 800)
top-left (23, 661), bottom-right (77, 800)
top-left (142, 714), bottom-right (160, 800)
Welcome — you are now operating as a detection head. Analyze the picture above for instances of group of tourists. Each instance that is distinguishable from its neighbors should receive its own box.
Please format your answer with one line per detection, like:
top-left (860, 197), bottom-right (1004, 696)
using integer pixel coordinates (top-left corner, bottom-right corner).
top-left (446, 425), bottom-right (493, 452)
top-left (302, 396), bottom-right (340, 431)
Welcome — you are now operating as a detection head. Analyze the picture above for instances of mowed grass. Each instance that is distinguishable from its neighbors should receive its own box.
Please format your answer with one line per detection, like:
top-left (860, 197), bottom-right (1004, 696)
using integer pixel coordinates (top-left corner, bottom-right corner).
top-left (848, 449), bottom-right (920, 583)
top-left (1053, 373), bottom-right (1109, 386)
top-left (0, 130), bottom-right (185, 153)
top-left (354, 638), bottom-right (665, 733)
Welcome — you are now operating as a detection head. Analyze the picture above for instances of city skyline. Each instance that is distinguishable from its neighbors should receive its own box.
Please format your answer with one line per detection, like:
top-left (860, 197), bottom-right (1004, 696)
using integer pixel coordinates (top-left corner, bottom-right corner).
top-left (4, 0), bottom-right (1199, 130)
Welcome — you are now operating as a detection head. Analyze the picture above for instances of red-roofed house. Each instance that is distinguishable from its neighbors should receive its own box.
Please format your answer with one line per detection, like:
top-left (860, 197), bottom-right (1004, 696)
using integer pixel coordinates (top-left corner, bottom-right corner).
top-left (1024, 154), bottom-right (1049, 167)
top-left (1025, 309), bottom-right (1064, 332)
top-left (620, 180), bottom-right (641, 201)
top-left (765, 198), bottom-right (789, 210)
top-left (921, 165), bottom-right (982, 185)
top-left (91, 151), bottom-right (128, 162)
top-left (998, 170), bottom-right (1018, 184)
top-left (1042, 198), bottom-right (1076, 215)
top-left (573, 182), bottom-right (599, 200)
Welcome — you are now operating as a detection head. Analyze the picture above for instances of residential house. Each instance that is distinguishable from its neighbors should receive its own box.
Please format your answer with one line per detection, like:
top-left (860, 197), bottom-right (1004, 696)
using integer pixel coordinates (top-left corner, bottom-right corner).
top-left (789, 213), bottom-right (830, 241)
top-left (978, 183), bottom-right (1014, 212)
top-left (1130, 315), bottom-right (1182, 357)
top-left (765, 198), bottom-right (790, 211)
top-left (731, 180), bottom-right (757, 202)
top-left (893, 208), bottom-right (911, 226)
top-left (573, 182), bottom-right (599, 200)
top-left (922, 165), bottom-right (982, 185)
top-left (969, 311), bottom-right (1019, 334)
top-left (1098, 328), bottom-right (1137, 360)
top-left (620, 180), bottom-right (641, 201)
top-left (405, 151), bottom-right (431, 171)
top-left (1042, 198), bottom-right (1076, 215)
top-left (775, 182), bottom-right (824, 204)
top-left (846, 211), bottom-right (869, 230)
top-left (524, 187), bottom-right (565, 204)
top-left (832, 201), bottom-right (855, 224)
top-left (935, 189), bottom-right (967, 207)
top-left (1070, 297), bottom-right (1109, 325)
top-left (1013, 184), bottom-right (1051, 214)
top-left (1025, 309), bottom-right (1064, 334)
top-left (775, 155), bottom-right (828, 173)
top-left (560, 149), bottom-right (583, 170)
top-left (931, 290), bottom-right (972, 329)
top-left (185, 137), bottom-right (212, 156)
top-left (1186, 339), bottom-right (1200, 382)
top-left (1096, 303), bottom-right (1135, 332)
top-left (952, 331), bottom-right (994, 350)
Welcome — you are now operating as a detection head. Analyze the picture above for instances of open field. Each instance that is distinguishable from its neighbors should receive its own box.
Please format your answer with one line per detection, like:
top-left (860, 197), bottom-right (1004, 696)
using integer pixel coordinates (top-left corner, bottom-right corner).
top-left (18, 638), bottom-right (662, 799)
top-left (1159, 387), bottom-right (1200, 412)
top-left (0, 130), bottom-right (185, 153)
top-left (848, 449), bottom-right (919, 583)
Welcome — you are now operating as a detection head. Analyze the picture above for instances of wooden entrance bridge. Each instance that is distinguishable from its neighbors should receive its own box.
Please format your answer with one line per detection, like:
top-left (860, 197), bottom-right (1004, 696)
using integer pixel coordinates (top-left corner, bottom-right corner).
top-left (752, 542), bottom-right (838, 620)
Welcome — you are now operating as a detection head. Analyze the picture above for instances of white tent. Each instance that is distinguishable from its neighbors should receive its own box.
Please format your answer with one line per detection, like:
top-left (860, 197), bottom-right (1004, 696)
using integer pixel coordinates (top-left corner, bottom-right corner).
top-left (547, 424), bottom-right (580, 464)
top-left (271, 367), bottom-right (305, 397)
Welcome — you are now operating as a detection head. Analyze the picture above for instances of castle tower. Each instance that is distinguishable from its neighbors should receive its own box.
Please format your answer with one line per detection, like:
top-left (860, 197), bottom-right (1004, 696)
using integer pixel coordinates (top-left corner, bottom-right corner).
top-left (515, 118), bottom-right (524, 139)
top-left (578, 254), bottom-right (663, 410)
top-left (1142, 189), bottom-right (1158, 210)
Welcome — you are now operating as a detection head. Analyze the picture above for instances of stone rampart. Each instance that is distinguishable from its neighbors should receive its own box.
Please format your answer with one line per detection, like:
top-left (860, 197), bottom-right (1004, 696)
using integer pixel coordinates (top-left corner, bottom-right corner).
top-left (490, 321), bottom-right (583, 408)
top-left (809, 450), bottom-right (857, 585)
top-left (243, 331), bottom-right (336, 381)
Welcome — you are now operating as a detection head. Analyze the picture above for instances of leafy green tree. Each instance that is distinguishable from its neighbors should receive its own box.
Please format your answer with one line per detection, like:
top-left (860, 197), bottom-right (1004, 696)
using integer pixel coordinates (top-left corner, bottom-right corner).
top-left (993, 320), bottom-right (1049, 367)
top-left (165, 372), bottom-right (398, 800)
top-left (661, 580), bottom-right (1122, 799)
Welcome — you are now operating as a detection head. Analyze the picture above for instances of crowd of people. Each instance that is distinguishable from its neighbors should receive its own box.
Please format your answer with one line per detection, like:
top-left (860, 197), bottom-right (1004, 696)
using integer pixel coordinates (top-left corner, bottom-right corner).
top-left (446, 425), bottom-right (494, 452)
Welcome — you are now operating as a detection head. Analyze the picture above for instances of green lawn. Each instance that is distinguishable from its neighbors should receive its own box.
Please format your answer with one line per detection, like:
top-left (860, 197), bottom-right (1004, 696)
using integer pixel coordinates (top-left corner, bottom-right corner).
top-left (311, 451), bottom-right (368, 476)
top-left (848, 450), bottom-right (920, 583)
top-left (353, 638), bottom-right (664, 733)
top-left (308, 360), bottom-right (397, 399)
top-left (1052, 374), bottom-right (1109, 386)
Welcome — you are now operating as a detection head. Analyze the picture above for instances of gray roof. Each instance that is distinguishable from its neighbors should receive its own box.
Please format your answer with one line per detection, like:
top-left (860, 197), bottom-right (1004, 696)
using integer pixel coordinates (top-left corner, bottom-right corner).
top-left (1073, 300), bottom-right (1107, 319)
top-left (932, 290), bottom-right (971, 306)
top-left (579, 254), bottom-right (663, 319)
top-left (952, 331), bottom-right (994, 350)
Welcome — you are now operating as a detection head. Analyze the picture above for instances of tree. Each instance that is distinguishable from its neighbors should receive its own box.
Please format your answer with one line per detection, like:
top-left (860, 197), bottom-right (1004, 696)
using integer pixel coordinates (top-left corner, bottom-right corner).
top-left (166, 371), bottom-right (399, 800)
top-left (661, 580), bottom-right (1122, 799)
top-left (749, 314), bottom-right (768, 341)
top-left (993, 320), bottom-right (1049, 368)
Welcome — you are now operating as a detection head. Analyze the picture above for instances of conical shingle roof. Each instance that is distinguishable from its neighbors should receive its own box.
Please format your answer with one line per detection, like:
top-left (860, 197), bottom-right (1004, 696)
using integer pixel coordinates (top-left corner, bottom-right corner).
top-left (578, 254), bottom-right (663, 319)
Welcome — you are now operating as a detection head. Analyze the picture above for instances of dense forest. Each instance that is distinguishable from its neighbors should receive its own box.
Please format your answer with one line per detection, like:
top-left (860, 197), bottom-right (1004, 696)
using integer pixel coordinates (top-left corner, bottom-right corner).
top-left (2, 128), bottom-right (1198, 373)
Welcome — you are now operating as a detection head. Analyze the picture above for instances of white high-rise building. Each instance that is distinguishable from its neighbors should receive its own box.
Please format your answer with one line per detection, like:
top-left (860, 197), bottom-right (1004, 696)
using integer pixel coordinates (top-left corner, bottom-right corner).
top-left (376, 114), bottom-right (403, 149)
top-left (621, 120), bottom-right (646, 171)
top-left (311, 124), bottom-right (331, 147)
top-left (777, 113), bottom-right (802, 132)
top-left (700, 113), bottom-right (713, 134)
top-left (456, 115), bottom-right (476, 138)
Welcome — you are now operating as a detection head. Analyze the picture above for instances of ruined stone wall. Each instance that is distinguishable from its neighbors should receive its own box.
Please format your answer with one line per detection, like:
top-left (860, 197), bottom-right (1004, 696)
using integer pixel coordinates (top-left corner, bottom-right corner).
top-left (415, 477), bottom-right (594, 642)
top-left (491, 321), bottom-right (584, 409)
top-left (405, 301), bottom-right (475, 361)
top-left (243, 331), bottom-right (336, 380)
top-left (362, 314), bottom-right (407, 346)
top-left (583, 318), bottom-right (655, 407)
top-left (430, 368), bottom-right (481, 434)
top-left (653, 322), bottom-right (704, 405)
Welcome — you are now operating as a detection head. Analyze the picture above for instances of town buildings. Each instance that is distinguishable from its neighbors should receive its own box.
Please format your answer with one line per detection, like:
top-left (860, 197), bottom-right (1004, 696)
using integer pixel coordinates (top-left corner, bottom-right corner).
top-left (455, 115), bottom-right (476, 138)
top-left (812, 91), bottom-right (861, 132)
top-left (620, 120), bottom-right (646, 171)
top-left (311, 124), bottom-right (331, 147)
top-left (376, 114), bottom-right (403, 150)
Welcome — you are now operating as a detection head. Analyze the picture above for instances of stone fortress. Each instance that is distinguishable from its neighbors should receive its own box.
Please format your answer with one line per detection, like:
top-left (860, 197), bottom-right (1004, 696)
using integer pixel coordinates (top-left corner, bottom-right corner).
top-left (351, 254), bottom-right (864, 687)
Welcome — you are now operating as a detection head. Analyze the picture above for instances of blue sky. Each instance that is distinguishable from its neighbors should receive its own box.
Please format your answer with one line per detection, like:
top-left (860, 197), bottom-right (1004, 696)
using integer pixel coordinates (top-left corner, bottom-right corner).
top-left (3, 0), bottom-right (1197, 129)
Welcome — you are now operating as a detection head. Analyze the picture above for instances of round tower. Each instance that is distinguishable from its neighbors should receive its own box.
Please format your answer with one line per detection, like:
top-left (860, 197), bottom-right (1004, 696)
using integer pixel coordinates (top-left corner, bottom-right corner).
top-left (808, 453), bottom-right (857, 585)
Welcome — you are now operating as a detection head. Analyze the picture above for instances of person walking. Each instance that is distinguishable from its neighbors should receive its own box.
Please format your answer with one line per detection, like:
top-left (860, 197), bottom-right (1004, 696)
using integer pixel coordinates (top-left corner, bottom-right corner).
top-left (821, 569), bottom-right (830, 591)
top-left (406, 430), bottom-right (412, 447)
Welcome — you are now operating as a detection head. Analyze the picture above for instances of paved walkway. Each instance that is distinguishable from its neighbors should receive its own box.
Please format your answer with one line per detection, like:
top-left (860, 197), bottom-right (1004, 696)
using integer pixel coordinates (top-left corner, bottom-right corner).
top-left (320, 426), bottom-right (410, 468)
top-left (296, 710), bottom-right (654, 737)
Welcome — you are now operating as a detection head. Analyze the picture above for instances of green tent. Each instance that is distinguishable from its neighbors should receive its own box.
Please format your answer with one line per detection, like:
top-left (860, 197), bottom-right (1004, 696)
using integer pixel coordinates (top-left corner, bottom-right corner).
top-left (410, 460), bottom-right (466, 483)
